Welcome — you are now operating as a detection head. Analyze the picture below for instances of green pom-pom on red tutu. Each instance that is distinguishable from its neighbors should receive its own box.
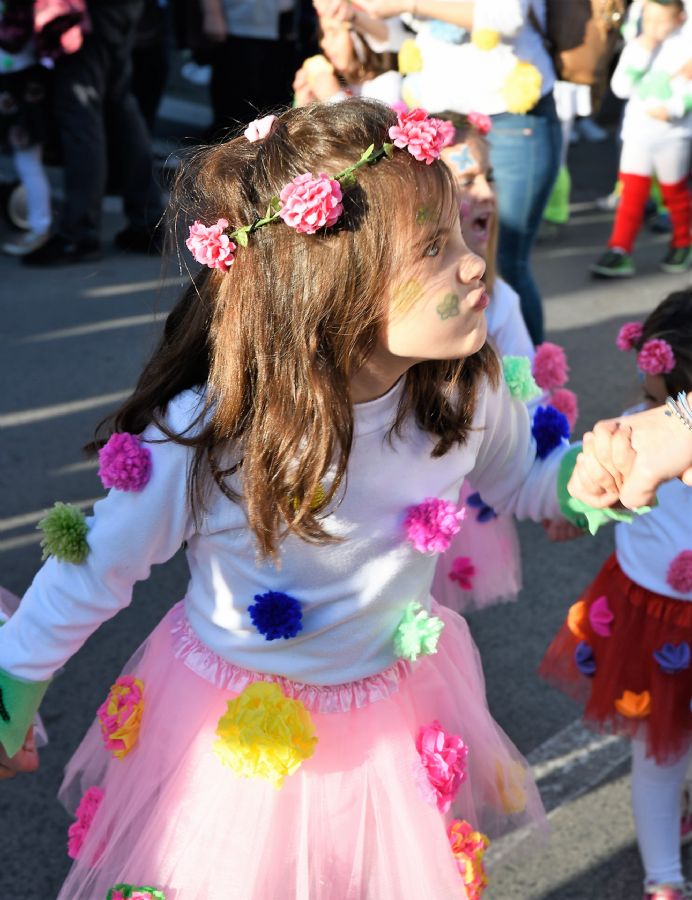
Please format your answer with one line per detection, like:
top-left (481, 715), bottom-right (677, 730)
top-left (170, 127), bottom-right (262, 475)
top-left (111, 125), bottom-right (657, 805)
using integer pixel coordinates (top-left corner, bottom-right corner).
top-left (38, 502), bottom-right (89, 564)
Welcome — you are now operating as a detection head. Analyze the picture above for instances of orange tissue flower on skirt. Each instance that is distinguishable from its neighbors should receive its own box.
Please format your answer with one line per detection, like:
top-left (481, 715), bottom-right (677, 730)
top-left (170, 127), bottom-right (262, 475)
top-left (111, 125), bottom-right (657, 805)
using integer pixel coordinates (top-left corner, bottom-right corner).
top-left (615, 690), bottom-right (651, 719)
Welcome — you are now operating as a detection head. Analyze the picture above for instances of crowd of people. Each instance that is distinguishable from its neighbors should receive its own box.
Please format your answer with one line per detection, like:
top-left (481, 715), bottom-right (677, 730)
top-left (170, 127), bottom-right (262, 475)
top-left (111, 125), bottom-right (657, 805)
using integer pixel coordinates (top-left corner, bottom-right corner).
top-left (0, 1), bottom-right (691, 899)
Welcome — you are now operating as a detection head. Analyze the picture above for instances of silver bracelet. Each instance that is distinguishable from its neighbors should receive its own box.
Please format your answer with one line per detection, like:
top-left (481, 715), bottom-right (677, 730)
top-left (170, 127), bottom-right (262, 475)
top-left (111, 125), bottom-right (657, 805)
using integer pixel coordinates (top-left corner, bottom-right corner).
top-left (665, 391), bottom-right (692, 433)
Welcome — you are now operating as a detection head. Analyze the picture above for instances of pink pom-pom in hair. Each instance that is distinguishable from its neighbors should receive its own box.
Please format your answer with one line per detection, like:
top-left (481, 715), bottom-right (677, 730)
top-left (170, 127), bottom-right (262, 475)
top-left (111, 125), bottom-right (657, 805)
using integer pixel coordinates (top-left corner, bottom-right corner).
top-left (667, 550), bottom-right (692, 594)
top-left (244, 114), bottom-right (277, 142)
top-left (637, 338), bottom-right (676, 376)
top-left (278, 172), bottom-right (344, 235)
top-left (67, 786), bottom-right (104, 859)
top-left (388, 108), bottom-right (448, 164)
top-left (98, 432), bottom-right (152, 492)
top-left (548, 388), bottom-right (579, 430)
top-left (467, 111), bottom-right (492, 135)
top-left (533, 342), bottom-right (569, 390)
top-left (186, 218), bottom-right (236, 271)
top-left (616, 321), bottom-right (644, 352)
top-left (404, 497), bottom-right (466, 554)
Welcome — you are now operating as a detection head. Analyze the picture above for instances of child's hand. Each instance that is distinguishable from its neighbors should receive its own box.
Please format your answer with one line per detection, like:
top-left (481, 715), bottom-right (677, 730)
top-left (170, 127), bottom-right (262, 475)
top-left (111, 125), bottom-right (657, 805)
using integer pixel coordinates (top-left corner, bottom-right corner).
top-left (542, 519), bottom-right (585, 542)
top-left (0, 727), bottom-right (39, 780)
top-left (568, 425), bottom-right (635, 508)
top-left (647, 105), bottom-right (670, 121)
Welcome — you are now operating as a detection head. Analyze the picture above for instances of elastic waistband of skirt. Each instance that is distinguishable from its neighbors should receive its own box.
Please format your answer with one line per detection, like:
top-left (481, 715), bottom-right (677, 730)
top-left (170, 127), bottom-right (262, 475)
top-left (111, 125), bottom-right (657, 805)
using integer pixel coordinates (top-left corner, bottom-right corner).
top-left (169, 602), bottom-right (413, 714)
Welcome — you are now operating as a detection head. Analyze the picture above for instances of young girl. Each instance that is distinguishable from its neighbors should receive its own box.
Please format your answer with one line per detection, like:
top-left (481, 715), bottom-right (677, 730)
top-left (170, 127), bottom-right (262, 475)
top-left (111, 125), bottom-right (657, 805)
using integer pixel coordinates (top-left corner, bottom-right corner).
top-left (1, 100), bottom-right (602, 899)
top-left (432, 109), bottom-right (579, 612)
top-left (591, 0), bottom-right (691, 278)
top-left (541, 288), bottom-right (692, 900)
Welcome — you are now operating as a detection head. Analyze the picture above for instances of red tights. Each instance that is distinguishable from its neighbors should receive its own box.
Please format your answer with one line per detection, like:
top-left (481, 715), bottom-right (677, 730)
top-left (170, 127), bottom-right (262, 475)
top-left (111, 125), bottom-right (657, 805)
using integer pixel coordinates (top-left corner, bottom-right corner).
top-left (609, 172), bottom-right (691, 253)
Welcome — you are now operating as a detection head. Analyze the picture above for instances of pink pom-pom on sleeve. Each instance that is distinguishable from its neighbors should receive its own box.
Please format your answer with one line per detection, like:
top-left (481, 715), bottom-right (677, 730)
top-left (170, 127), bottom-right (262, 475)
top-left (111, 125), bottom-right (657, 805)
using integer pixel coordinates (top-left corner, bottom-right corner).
top-left (637, 338), bottom-right (676, 376)
top-left (98, 432), bottom-right (152, 492)
top-left (244, 114), bottom-right (277, 142)
top-left (667, 551), bottom-right (692, 594)
top-left (186, 218), bottom-right (236, 271)
top-left (616, 321), bottom-right (643, 352)
top-left (388, 108), bottom-right (448, 164)
top-left (533, 342), bottom-right (569, 390)
top-left (548, 388), bottom-right (579, 430)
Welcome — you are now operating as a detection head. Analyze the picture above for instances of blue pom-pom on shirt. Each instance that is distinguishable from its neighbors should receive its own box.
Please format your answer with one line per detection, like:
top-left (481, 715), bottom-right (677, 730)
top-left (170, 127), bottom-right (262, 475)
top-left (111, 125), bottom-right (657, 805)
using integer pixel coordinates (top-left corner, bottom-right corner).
top-left (532, 405), bottom-right (570, 460)
top-left (248, 591), bottom-right (304, 641)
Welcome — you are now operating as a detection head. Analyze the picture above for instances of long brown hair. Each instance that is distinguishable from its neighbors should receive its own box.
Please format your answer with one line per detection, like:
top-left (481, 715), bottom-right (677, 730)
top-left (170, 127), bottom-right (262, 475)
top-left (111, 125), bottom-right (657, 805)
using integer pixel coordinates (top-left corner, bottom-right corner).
top-left (93, 100), bottom-right (498, 559)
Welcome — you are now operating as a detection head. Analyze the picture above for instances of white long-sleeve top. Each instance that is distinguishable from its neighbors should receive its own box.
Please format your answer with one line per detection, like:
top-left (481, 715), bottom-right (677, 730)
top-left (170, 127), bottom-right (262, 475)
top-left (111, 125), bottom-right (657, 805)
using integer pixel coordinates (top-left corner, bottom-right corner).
top-left (611, 29), bottom-right (692, 141)
top-left (0, 376), bottom-right (566, 687)
top-left (485, 277), bottom-right (535, 360)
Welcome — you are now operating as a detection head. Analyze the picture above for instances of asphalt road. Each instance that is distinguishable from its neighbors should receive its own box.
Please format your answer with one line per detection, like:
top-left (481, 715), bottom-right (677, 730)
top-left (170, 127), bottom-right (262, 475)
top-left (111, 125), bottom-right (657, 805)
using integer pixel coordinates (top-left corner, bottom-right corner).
top-left (0, 118), bottom-right (690, 899)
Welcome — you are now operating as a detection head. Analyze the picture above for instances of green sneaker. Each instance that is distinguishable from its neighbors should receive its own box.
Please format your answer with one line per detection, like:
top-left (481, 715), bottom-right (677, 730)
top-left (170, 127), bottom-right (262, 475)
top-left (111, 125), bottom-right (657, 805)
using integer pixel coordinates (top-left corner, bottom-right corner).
top-left (591, 249), bottom-right (635, 278)
top-left (660, 245), bottom-right (692, 274)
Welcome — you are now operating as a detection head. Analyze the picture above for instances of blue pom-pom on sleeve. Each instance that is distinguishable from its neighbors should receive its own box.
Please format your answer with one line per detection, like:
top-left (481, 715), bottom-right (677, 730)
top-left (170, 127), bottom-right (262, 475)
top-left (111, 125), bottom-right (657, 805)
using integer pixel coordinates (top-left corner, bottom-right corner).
top-left (248, 591), bottom-right (304, 641)
top-left (532, 405), bottom-right (570, 460)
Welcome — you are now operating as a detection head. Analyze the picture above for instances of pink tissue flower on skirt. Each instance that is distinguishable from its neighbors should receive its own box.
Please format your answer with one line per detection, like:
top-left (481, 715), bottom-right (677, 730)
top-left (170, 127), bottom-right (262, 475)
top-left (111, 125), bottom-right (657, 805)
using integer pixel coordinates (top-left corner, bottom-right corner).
top-left (448, 556), bottom-right (475, 591)
top-left (416, 720), bottom-right (468, 812)
top-left (67, 786), bottom-right (104, 860)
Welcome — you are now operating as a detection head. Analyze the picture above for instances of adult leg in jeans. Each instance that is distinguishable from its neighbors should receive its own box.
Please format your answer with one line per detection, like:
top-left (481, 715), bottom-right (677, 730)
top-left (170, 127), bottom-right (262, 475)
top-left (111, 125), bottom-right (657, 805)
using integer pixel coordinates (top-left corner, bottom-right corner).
top-left (490, 96), bottom-right (562, 345)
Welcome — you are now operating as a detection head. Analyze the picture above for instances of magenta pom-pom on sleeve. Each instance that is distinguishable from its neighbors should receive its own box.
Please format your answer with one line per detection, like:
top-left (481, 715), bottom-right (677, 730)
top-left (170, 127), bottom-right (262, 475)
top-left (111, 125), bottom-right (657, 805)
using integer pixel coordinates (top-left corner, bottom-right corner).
top-left (667, 550), bottom-right (692, 594)
top-left (547, 388), bottom-right (579, 430)
top-left (532, 342), bottom-right (569, 391)
top-left (98, 433), bottom-right (152, 492)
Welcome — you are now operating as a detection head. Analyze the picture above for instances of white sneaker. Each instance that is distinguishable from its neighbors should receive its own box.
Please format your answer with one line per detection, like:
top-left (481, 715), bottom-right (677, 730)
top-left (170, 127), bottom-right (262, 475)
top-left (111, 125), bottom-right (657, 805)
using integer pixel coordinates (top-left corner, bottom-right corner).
top-left (2, 229), bottom-right (51, 256)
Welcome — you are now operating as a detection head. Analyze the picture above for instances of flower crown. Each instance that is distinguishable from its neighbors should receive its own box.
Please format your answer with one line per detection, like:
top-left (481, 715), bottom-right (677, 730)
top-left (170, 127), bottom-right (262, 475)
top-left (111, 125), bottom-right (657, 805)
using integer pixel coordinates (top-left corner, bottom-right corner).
top-left (186, 108), bottom-right (453, 272)
top-left (616, 321), bottom-right (676, 376)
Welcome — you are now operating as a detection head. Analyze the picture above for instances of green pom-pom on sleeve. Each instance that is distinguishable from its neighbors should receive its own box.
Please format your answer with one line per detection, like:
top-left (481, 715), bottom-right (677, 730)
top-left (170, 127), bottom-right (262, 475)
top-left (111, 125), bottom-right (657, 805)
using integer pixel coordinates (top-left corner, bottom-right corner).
top-left (393, 601), bottom-right (444, 662)
top-left (38, 502), bottom-right (89, 563)
top-left (557, 445), bottom-right (652, 535)
top-left (502, 355), bottom-right (541, 402)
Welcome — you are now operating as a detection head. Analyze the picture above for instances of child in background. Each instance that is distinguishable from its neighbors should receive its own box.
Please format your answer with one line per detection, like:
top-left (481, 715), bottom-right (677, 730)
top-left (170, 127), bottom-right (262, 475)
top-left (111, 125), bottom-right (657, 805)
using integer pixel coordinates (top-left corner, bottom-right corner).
top-left (591, 0), bottom-right (691, 278)
top-left (541, 289), bottom-right (692, 900)
top-left (0, 100), bottom-right (616, 899)
top-left (293, 13), bottom-right (400, 106)
top-left (432, 109), bottom-right (579, 612)
top-left (0, 0), bottom-right (52, 255)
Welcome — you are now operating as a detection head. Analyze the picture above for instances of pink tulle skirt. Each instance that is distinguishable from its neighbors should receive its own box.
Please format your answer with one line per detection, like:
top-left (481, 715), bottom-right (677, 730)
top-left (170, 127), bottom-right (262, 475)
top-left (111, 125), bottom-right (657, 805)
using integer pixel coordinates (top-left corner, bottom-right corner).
top-left (432, 482), bottom-right (522, 613)
top-left (57, 601), bottom-right (544, 900)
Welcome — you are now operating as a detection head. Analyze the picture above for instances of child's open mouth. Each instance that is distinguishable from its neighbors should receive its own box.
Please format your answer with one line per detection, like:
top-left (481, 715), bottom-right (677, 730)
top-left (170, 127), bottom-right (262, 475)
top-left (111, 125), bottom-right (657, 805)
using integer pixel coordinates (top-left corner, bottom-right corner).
top-left (471, 212), bottom-right (491, 241)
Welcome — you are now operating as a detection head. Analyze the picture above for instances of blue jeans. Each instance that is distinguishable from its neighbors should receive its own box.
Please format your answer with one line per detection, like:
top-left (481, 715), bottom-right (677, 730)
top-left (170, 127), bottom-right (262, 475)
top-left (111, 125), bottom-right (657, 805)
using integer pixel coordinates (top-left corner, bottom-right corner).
top-left (489, 93), bottom-right (562, 345)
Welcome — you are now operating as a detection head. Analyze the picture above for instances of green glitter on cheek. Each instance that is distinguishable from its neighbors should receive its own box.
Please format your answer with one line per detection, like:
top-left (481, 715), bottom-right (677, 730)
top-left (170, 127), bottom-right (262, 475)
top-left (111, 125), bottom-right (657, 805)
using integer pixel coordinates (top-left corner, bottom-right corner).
top-left (392, 278), bottom-right (423, 310)
top-left (436, 293), bottom-right (460, 320)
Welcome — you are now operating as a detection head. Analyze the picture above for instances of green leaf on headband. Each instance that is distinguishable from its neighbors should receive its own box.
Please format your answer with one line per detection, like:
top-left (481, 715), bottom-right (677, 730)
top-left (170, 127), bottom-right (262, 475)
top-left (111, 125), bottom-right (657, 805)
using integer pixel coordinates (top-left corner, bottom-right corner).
top-left (383, 142), bottom-right (394, 159)
top-left (359, 143), bottom-right (375, 164)
top-left (269, 196), bottom-right (281, 213)
top-left (234, 227), bottom-right (250, 248)
top-left (340, 172), bottom-right (358, 187)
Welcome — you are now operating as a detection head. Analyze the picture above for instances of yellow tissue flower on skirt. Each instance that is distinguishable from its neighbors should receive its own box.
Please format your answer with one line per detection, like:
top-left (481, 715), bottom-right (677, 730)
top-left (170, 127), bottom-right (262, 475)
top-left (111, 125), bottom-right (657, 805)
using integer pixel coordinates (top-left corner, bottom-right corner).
top-left (502, 61), bottom-right (542, 114)
top-left (214, 682), bottom-right (318, 788)
top-left (494, 759), bottom-right (527, 815)
top-left (471, 29), bottom-right (500, 51)
top-left (398, 39), bottom-right (423, 75)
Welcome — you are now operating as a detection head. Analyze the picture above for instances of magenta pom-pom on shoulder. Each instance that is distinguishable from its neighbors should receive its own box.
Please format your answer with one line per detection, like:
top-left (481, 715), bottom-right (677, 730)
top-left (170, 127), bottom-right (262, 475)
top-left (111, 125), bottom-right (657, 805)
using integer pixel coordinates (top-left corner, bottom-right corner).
top-left (98, 432), bottom-right (152, 492)
top-left (616, 321), bottom-right (643, 352)
top-left (278, 172), bottom-right (344, 235)
top-left (404, 497), bottom-right (465, 554)
top-left (388, 108), bottom-right (448, 164)
top-left (667, 550), bottom-right (692, 594)
top-left (637, 338), bottom-right (676, 376)
top-left (548, 388), bottom-right (579, 430)
top-left (533, 342), bottom-right (569, 391)
top-left (186, 218), bottom-right (236, 271)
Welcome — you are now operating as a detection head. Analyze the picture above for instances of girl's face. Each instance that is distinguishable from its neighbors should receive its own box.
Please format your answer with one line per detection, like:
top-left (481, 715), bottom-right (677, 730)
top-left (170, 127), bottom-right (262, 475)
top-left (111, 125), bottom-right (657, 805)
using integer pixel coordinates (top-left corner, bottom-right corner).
top-left (441, 137), bottom-right (496, 259)
top-left (319, 19), bottom-right (355, 73)
top-left (381, 210), bottom-right (488, 362)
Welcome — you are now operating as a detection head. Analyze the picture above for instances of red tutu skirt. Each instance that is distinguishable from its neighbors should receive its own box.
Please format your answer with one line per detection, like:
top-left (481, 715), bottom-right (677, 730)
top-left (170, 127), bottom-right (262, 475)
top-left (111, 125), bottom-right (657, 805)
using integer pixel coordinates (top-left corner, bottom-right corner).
top-left (56, 601), bottom-right (545, 900)
top-left (540, 554), bottom-right (692, 764)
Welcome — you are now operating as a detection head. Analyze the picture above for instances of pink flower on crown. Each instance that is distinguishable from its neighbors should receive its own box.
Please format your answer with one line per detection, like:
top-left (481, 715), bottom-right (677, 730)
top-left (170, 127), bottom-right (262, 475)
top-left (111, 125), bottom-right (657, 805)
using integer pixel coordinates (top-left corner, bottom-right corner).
top-left (437, 118), bottom-right (456, 148)
top-left (390, 100), bottom-right (409, 116)
top-left (616, 321), bottom-right (643, 352)
top-left (186, 218), bottom-right (236, 271)
top-left (416, 721), bottom-right (468, 812)
top-left (244, 114), bottom-right (277, 142)
top-left (533, 342), bottom-right (569, 391)
top-left (404, 497), bottom-right (465, 554)
top-left (278, 172), bottom-right (344, 235)
top-left (667, 550), bottom-right (692, 594)
top-left (98, 432), bottom-right (152, 492)
top-left (388, 108), bottom-right (447, 164)
top-left (548, 388), bottom-right (579, 430)
top-left (467, 111), bottom-right (492, 135)
top-left (637, 338), bottom-right (675, 376)
top-left (67, 786), bottom-right (104, 859)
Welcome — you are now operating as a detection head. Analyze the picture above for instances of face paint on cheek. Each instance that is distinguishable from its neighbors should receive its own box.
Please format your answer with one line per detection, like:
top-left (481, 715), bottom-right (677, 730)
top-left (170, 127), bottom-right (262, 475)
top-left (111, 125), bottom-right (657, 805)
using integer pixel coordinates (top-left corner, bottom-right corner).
top-left (436, 293), bottom-right (460, 320)
top-left (450, 145), bottom-right (474, 173)
top-left (392, 278), bottom-right (424, 311)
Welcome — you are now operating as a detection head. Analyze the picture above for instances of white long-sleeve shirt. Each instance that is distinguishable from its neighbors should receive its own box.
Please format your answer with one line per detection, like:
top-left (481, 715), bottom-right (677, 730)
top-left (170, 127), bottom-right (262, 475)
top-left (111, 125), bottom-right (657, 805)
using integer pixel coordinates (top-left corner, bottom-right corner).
top-left (0, 376), bottom-right (566, 687)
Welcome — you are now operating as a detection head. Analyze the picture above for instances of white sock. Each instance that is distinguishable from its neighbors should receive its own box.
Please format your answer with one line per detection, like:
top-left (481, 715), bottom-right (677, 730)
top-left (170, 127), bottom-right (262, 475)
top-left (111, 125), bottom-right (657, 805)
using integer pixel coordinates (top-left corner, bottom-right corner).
top-left (13, 144), bottom-right (51, 234)
top-left (631, 737), bottom-right (692, 885)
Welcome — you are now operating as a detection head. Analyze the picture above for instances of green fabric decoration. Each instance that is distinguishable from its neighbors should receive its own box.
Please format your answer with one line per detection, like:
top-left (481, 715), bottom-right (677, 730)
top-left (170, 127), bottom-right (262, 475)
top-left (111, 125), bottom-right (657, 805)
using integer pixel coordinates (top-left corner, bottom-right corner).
top-left (636, 71), bottom-right (673, 102)
top-left (624, 64), bottom-right (647, 83)
top-left (502, 355), bottom-right (541, 402)
top-left (393, 601), bottom-right (444, 661)
top-left (557, 445), bottom-right (651, 535)
top-left (543, 165), bottom-right (571, 225)
top-left (106, 886), bottom-right (166, 900)
top-left (0, 667), bottom-right (50, 758)
top-left (38, 502), bottom-right (89, 563)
